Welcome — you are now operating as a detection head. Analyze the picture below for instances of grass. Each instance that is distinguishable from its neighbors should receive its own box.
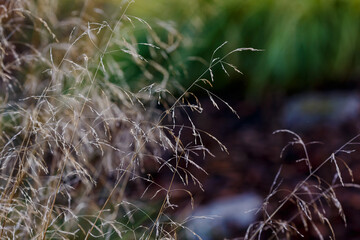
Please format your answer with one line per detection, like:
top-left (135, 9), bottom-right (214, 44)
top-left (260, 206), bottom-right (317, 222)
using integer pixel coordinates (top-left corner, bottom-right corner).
top-left (1, 0), bottom-right (359, 239)
top-left (128, 0), bottom-right (360, 97)
top-left (0, 0), bottom-right (250, 238)
top-left (245, 130), bottom-right (360, 239)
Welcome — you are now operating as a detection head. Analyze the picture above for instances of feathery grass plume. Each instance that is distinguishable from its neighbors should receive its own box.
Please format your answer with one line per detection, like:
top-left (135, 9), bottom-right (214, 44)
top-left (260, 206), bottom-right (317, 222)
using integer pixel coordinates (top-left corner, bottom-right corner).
top-left (245, 131), bottom-right (360, 240)
top-left (2, 1), bottom-right (360, 239)
top-left (0, 0), bottom-right (252, 239)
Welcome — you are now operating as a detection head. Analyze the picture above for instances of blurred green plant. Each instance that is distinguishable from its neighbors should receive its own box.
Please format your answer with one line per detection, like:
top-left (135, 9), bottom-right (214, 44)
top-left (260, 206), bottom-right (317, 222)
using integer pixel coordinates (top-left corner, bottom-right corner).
top-left (127, 0), bottom-right (360, 97)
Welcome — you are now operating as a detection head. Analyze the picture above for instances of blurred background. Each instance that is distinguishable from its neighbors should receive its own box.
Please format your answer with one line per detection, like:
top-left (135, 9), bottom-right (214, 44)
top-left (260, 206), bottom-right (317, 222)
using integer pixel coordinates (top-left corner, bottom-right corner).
top-left (123, 0), bottom-right (360, 239)
top-left (127, 0), bottom-right (360, 96)
top-left (28, 0), bottom-right (360, 238)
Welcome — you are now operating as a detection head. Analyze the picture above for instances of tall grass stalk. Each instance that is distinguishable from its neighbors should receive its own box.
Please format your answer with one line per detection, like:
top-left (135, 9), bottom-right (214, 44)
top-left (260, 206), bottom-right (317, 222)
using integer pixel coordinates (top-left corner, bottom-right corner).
top-left (245, 131), bottom-right (360, 240)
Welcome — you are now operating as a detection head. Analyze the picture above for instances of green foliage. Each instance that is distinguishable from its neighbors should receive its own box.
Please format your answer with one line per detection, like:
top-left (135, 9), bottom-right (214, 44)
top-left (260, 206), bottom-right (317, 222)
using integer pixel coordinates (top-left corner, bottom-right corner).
top-left (129, 0), bottom-right (360, 96)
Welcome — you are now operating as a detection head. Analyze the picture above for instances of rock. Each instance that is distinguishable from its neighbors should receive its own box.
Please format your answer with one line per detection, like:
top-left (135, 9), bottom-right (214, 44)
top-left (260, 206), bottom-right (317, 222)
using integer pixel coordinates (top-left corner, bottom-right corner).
top-left (282, 92), bottom-right (360, 130)
top-left (186, 193), bottom-right (262, 240)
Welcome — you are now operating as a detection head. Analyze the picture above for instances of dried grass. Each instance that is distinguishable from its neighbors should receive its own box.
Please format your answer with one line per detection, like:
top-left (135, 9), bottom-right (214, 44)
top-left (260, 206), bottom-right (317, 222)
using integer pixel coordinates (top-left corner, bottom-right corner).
top-left (1, 0), bottom-right (359, 240)
top-left (0, 0), bottom-right (250, 239)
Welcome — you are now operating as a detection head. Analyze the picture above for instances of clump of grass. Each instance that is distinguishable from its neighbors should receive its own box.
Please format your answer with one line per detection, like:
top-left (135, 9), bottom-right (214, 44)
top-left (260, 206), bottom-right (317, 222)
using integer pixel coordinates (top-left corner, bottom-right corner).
top-left (2, 1), bottom-right (359, 240)
top-left (0, 0), bottom-right (255, 239)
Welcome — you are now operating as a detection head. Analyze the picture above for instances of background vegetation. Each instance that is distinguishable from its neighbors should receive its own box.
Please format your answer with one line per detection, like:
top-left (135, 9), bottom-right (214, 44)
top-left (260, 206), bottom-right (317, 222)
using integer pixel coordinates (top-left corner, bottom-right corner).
top-left (129, 0), bottom-right (360, 97)
top-left (1, 0), bottom-right (360, 239)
